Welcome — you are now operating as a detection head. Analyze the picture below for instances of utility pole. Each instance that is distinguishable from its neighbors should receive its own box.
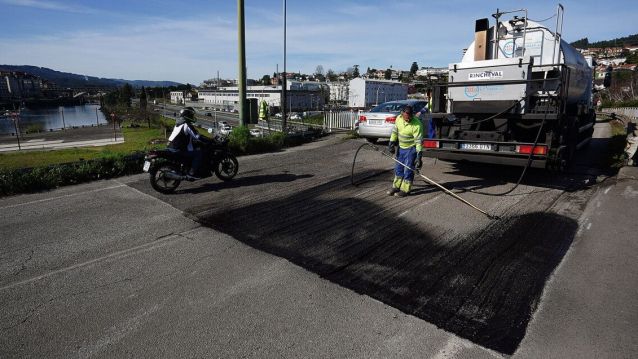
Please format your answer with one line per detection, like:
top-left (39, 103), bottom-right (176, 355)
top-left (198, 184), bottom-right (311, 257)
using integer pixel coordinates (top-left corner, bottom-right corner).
top-left (238, 0), bottom-right (248, 126)
top-left (281, 0), bottom-right (287, 132)
top-left (214, 70), bottom-right (219, 124)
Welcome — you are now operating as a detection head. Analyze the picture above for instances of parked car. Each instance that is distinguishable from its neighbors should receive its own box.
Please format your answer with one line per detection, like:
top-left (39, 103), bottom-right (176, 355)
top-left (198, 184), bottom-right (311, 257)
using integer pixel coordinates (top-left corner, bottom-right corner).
top-left (274, 113), bottom-right (282, 118)
top-left (219, 125), bottom-right (232, 136)
top-left (290, 113), bottom-right (303, 120)
top-left (249, 128), bottom-right (263, 137)
top-left (357, 100), bottom-right (428, 143)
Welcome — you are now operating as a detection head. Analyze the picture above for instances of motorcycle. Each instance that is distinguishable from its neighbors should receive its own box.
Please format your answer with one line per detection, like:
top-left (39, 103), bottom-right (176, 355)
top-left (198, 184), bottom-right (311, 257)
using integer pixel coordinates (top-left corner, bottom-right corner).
top-left (143, 129), bottom-right (238, 194)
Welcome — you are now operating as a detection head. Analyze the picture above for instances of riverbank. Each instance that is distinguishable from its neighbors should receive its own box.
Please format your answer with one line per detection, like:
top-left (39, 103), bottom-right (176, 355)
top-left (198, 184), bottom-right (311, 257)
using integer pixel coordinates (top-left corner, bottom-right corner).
top-left (0, 125), bottom-right (124, 153)
top-left (0, 97), bottom-right (89, 111)
top-left (0, 125), bottom-right (160, 170)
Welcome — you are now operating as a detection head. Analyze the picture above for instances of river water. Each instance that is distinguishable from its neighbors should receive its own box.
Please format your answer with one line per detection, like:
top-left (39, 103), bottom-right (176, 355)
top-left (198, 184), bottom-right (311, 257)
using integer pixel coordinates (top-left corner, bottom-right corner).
top-left (0, 104), bottom-right (108, 134)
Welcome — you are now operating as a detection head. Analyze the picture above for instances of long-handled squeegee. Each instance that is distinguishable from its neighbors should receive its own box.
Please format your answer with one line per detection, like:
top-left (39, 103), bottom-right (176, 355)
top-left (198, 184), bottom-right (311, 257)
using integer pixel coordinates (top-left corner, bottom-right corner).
top-left (352, 143), bottom-right (499, 220)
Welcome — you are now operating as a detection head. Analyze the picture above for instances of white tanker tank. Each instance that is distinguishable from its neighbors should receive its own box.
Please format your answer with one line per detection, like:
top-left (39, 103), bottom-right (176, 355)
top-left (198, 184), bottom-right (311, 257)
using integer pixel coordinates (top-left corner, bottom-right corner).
top-left (426, 5), bottom-right (598, 171)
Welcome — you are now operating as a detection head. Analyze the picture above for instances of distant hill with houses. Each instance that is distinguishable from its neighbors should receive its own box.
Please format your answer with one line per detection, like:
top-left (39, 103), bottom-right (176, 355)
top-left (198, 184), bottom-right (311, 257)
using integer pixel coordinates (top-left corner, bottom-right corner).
top-left (571, 34), bottom-right (638, 50)
top-left (0, 65), bottom-right (182, 89)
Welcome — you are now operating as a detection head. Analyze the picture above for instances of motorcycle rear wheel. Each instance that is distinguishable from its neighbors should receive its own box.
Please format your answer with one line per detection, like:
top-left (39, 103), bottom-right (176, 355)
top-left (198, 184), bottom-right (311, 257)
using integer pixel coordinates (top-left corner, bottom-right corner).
top-left (149, 164), bottom-right (181, 193)
top-left (214, 154), bottom-right (238, 181)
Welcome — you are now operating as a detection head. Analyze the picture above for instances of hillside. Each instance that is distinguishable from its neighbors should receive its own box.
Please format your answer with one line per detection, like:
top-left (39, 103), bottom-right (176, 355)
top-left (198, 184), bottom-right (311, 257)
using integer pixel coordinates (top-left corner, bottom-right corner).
top-left (571, 34), bottom-right (638, 48)
top-left (0, 65), bottom-right (182, 89)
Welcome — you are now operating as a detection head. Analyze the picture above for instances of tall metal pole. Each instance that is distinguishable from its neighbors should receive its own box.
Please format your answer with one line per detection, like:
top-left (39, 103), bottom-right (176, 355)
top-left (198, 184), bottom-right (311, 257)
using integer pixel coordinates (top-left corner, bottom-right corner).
top-left (214, 70), bottom-right (219, 125)
top-left (238, 0), bottom-right (247, 126)
top-left (61, 108), bottom-right (66, 130)
top-left (95, 107), bottom-right (99, 126)
top-left (12, 113), bottom-right (21, 150)
top-left (281, 0), bottom-right (287, 132)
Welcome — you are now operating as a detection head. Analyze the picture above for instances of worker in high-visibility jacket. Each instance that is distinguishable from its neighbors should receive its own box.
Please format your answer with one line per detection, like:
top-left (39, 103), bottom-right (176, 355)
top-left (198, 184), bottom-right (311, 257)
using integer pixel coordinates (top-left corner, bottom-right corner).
top-left (416, 89), bottom-right (435, 138)
top-left (387, 105), bottom-right (424, 197)
top-left (259, 99), bottom-right (269, 121)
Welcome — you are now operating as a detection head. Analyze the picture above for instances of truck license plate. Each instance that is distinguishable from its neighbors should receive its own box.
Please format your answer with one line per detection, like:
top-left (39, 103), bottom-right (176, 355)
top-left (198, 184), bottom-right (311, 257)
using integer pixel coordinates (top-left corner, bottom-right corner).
top-left (143, 161), bottom-right (151, 172)
top-left (460, 143), bottom-right (492, 151)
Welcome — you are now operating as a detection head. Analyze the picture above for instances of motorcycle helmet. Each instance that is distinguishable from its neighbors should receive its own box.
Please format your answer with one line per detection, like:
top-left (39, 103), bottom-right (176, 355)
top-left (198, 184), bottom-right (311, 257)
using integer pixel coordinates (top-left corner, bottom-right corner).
top-left (179, 107), bottom-right (196, 123)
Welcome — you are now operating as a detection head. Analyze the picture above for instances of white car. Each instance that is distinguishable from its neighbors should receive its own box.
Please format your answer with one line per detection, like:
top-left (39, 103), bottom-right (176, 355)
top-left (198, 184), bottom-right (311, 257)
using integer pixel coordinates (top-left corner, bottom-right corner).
top-left (219, 125), bottom-right (232, 135)
top-left (290, 113), bottom-right (303, 120)
top-left (357, 100), bottom-right (428, 143)
top-left (249, 129), bottom-right (263, 137)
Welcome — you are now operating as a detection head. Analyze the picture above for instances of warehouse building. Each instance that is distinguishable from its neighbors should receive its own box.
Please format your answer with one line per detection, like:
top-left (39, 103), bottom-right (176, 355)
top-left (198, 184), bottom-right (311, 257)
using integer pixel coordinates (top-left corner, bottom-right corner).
top-left (197, 81), bottom-right (328, 112)
top-left (348, 78), bottom-right (407, 109)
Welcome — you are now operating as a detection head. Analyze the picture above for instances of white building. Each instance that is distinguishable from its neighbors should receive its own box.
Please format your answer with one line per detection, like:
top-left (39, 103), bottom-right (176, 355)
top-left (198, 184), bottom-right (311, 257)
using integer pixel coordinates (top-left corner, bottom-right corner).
top-left (170, 91), bottom-right (193, 104)
top-left (327, 81), bottom-right (349, 103)
top-left (415, 67), bottom-right (449, 77)
top-left (197, 81), bottom-right (327, 112)
top-left (348, 78), bottom-right (407, 109)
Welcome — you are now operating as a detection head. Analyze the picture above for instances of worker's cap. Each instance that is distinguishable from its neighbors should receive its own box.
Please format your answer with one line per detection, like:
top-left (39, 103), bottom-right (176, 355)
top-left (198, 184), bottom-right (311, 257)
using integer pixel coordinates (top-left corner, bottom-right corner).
top-left (402, 105), bottom-right (413, 115)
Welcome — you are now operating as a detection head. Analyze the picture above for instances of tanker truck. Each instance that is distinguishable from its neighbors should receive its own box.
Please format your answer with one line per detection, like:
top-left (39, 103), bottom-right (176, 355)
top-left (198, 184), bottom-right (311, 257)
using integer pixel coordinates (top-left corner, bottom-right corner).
top-left (425, 5), bottom-right (600, 171)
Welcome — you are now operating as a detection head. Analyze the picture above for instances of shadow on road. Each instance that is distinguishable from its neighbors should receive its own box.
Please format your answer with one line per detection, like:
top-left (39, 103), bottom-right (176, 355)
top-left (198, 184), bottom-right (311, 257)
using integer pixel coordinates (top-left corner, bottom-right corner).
top-left (177, 173), bottom-right (314, 194)
top-left (196, 174), bottom-right (578, 354)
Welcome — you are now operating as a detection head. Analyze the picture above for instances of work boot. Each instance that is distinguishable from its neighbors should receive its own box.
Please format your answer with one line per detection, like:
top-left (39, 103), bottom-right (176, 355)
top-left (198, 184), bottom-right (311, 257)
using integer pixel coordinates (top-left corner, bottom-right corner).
top-left (387, 187), bottom-right (399, 196)
top-left (394, 191), bottom-right (408, 197)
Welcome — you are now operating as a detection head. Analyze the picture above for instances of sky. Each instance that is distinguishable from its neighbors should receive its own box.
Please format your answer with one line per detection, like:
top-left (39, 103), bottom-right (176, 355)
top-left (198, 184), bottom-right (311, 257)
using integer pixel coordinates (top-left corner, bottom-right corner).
top-left (0, 0), bottom-right (636, 85)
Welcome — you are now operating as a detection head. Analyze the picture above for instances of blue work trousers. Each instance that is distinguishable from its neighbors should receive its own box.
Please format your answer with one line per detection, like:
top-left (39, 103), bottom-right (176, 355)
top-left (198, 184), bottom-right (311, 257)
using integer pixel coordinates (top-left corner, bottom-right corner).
top-left (395, 146), bottom-right (417, 182)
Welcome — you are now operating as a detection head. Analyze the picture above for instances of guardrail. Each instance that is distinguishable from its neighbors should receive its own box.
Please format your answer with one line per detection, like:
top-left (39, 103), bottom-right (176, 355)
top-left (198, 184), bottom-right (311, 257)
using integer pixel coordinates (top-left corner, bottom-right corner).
top-left (323, 110), bottom-right (359, 132)
top-left (601, 107), bottom-right (638, 120)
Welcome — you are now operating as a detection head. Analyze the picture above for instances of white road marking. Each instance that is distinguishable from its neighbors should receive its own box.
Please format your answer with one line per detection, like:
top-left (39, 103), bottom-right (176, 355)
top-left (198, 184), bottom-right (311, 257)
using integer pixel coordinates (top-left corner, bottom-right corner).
top-left (0, 229), bottom-right (199, 292)
top-left (0, 184), bottom-right (125, 210)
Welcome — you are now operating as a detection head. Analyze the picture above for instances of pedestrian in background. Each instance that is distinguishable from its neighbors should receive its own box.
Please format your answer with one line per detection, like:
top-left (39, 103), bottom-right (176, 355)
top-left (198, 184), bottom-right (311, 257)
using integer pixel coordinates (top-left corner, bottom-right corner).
top-left (416, 88), bottom-right (436, 138)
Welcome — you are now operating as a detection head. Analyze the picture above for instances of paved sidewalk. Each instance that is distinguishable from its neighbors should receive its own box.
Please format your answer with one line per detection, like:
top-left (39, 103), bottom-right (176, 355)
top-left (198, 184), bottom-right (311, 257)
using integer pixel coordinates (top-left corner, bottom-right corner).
top-left (515, 166), bottom-right (638, 358)
top-left (0, 125), bottom-right (123, 152)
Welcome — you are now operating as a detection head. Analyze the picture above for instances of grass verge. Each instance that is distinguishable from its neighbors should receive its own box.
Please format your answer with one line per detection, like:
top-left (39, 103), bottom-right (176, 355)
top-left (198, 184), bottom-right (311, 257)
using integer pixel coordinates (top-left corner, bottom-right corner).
top-left (0, 123), bottom-right (325, 196)
top-left (608, 119), bottom-right (629, 168)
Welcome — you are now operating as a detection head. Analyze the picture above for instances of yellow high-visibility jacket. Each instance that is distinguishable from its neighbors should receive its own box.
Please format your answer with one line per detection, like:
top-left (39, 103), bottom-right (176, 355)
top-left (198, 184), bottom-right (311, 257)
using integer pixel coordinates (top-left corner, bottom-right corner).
top-left (390, 114), bottom-right (423, 152)
top-left (259, 100), bottom-right (269, 119)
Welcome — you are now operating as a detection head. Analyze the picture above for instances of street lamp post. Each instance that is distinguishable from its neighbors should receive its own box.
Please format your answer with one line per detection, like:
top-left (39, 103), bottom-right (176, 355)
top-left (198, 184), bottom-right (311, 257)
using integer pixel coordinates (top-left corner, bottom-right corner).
top-left (60, 108), bottom-right (66, 130)
top-left (9, 112), bottom-right (21, 150)
top-left (111, 113), bottom-right (116, 141)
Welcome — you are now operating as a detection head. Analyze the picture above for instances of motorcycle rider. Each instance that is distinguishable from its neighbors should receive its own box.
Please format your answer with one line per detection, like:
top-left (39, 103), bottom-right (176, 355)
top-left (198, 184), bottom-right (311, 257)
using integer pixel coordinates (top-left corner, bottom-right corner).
top-left (168, 107), bottom-right (208, 179)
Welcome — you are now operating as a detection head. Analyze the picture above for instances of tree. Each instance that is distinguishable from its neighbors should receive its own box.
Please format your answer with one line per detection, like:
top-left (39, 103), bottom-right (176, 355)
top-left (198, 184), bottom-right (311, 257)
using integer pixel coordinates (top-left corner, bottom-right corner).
top-left (326, 69), bottom-right (337, 82)
top-left (570, 37), bottom-right (589, 49)
top-left (353, 65), bottom-right (360, 78)
top-left (384, 69), bottom-right (392, 80)
top-left (626, 52), bottom-right (638, 64)
top-left (119, 83), bottom-right (134, 107)
top-left (410, 62), bottom-right (419, 76)
top-left (261, 74), bottom-right (272, 85)
top-left (139, 86), bottom-right (147, 110)
top-left (315, 65), bottom-right (324, 76)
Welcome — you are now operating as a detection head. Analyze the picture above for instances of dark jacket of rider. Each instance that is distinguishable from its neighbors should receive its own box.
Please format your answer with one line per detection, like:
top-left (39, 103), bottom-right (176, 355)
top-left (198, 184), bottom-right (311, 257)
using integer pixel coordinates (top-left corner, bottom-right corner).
top-left (168, 107), bottom-right (205, 178)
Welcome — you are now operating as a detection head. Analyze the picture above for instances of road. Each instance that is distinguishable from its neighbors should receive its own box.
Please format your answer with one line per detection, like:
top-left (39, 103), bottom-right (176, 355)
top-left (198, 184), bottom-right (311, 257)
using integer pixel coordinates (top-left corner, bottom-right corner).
top-left (149, 101), bottom-right (241, 129)
top-left (1, 122), bottom-right (636, 357)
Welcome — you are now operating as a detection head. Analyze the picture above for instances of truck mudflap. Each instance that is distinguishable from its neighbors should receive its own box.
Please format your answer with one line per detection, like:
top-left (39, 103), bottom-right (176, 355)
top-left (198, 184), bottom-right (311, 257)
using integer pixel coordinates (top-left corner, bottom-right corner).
top-left (422, 139), bottom-right (548, 168)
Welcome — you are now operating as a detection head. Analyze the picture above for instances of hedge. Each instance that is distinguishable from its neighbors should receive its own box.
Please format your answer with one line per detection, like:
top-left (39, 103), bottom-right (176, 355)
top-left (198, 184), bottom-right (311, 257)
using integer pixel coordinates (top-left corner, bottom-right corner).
top-left (0, 153), bottom-right (144, 196)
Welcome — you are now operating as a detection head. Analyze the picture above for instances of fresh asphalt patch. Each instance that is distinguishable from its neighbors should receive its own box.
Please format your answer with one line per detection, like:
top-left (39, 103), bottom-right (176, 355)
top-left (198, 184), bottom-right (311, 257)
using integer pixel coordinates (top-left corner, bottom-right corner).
top-left (194, 171), bottom-right (579, 354)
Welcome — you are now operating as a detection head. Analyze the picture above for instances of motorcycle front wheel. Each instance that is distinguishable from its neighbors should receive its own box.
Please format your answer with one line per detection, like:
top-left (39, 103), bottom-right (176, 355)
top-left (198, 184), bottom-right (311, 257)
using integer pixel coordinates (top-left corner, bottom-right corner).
top-left (214, 153), bottom-right (238, 181)
top-left (149, 164), bottom-right (181, 193)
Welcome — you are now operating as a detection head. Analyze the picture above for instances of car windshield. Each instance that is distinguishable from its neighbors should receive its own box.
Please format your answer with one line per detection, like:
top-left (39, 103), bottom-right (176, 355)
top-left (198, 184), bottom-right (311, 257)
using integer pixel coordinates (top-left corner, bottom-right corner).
top-left (370, 102), bottom-right (411, 113)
